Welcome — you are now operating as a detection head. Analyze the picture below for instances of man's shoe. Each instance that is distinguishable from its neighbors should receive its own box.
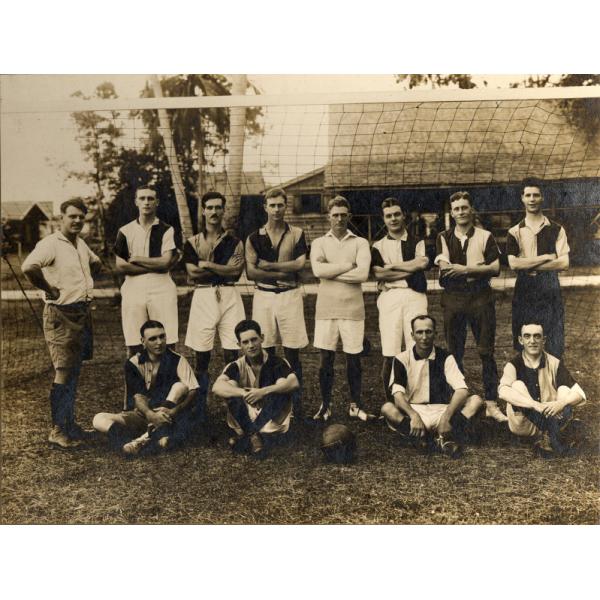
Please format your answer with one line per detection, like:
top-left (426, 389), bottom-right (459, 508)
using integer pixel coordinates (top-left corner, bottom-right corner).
top-left (484, 400), bottom-right (508, 423)
top-left (560, 418), bottom-right (585, 449)
top-left (434, 434), bottom-right (463, 458)
top-left (312, 405), bottom-right (331, 422)
top-left (248, 432), bottom-right (264, 456)
top-left (48, 426), bottom-right (81, 449)
top-left (532, 431), bottom-right (564, 458)
top-left (348, 403), bottom-right (375, 422)
top-left (157, 436), bottom-right (170, 450)
top-left (68, 422), bottom-right (97, 441)
top-left (122, 432), bottom-right (151, 456)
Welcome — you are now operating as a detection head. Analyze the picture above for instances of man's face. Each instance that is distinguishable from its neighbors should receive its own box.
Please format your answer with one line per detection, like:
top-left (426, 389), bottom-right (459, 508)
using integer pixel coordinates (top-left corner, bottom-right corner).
top-left (239, 329), bottom-right (263, 360)
top-left (411, 318), bottom-right (436, 354)
top-left (60, 205), bottom-right (86, 237)
top-left (265, 195), bottom-right (286, 222)
top-left (135, 189), bottom-right (158, 217)
top-left (450, 198), bottom-right (473, 227)
top-left (328, 205), bottom-right (350, 235)
top-left (518, 324), bottom-right (545, 357)
top-left (203, 198), bottom-right (224, 227)
top-left (521, 186), bottom-right (543, 214)
top-left (142, 327), bottom-right (167, 355)
top-left (383, 205), bottom-right (406, 234)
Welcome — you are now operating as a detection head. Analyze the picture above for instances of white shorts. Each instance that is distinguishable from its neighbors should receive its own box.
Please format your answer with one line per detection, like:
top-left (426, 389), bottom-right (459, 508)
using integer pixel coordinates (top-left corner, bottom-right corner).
top-left (314, 319), bottom-right (364, 354)
top-left (226, 397), bottom-right (293, 435)
top-left (185, 286), bottom-right (245, 352)
top-left (252, 288), bottom-right (308, 349)
top-left (377, 287), bottom-right (427, 357)
top-left (121, 273), bottom-right (178, 346)
top-left (506, 404), bottom-right (539, 438)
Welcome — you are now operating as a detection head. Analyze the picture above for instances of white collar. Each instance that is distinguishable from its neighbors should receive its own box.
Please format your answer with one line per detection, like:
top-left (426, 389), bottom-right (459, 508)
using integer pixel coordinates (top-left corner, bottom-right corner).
top-left (325, 229), bottom-right (356, 242)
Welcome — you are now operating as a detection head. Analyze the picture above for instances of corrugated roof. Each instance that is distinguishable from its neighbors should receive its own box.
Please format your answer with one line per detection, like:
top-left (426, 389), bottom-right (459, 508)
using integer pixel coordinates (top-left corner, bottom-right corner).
top-left (1, 201), bottom-right (54, 220)
top-left (326, 99), bottom-right (600, 188)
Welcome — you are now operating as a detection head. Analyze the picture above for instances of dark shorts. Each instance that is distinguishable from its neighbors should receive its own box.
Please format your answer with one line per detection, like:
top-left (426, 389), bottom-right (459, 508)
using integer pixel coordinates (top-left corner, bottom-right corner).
top-left (43, 302), bottom-right (93, 370)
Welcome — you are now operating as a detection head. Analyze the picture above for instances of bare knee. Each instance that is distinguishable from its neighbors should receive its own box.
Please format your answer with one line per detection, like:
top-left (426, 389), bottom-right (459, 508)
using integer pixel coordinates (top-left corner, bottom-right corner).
top-left (93, 413), bottom-right (116, 433)
top-left (381, 402), bottom-right (403, 424)
top-left (462, 394), bottom-right (484, 419)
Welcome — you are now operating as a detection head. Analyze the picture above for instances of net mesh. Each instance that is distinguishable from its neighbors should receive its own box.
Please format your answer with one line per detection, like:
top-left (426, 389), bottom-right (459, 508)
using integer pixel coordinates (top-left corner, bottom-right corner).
top-left (2, 90), bottom-right (600, 387)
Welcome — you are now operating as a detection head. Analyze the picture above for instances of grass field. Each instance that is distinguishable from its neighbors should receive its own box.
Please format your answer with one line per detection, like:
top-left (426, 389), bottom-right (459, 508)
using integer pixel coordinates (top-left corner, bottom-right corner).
top-left (1, 288), bottom-right (599, 524)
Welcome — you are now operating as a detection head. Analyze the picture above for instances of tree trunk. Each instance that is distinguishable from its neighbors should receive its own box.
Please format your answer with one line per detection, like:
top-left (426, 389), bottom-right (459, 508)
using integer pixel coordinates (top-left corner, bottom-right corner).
top-left (224, 74), bottom-right (247, 233)
top-left (150, 75), bottom-right (193, 239)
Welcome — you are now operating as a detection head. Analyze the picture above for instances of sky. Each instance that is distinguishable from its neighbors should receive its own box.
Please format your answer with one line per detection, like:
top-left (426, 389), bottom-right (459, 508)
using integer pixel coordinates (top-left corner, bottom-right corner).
top-left (1, 74), bottom-right (520, 212)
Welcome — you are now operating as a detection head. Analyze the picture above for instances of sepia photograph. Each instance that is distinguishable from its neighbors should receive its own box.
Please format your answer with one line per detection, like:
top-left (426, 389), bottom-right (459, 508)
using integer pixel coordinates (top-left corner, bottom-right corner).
top-left (2, 72), bottom-right (599, 528)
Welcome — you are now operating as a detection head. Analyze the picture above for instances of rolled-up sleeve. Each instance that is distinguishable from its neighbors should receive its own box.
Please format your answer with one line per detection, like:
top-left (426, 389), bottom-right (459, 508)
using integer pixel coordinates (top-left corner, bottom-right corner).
top-left (22, 237), bottom-right (55, 270)
top-left (176, 356), bottom-right (199, 391)
top-left (444, 355), bottom-right (468, 390)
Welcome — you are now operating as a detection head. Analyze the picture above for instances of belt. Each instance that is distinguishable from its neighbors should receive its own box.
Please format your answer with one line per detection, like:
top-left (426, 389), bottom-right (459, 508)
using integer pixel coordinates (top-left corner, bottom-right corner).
top-left (49, 301), bottom-right (90, 312)
top-left (194, 282), bottom-right (235, 289)
top-left (256, 286), bottom-right (297, 294)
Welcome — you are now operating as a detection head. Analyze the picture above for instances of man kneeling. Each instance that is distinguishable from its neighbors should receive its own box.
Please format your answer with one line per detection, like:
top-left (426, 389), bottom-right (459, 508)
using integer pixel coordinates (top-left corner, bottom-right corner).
top-left (93, 320), bottom-right (199, 455)
top-left (381, 315), bottom-right (483, 457)
top-left (498, 322), bottom-right (586, 458)
top-left (212, 319), bottom-right (299, 457)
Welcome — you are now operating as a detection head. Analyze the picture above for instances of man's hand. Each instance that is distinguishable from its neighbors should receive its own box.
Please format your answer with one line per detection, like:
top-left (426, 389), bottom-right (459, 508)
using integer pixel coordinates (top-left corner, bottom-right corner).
top-left (149, 408), bottom-right (172, 426)
top-left (437, 414), bottom-right (453, 436)
top-left (243, 387), bottom-right (267, 405)
top-left (542, 399), bottom-right (565, 417)
top-left (196, 260), bottom-right (212, 270)
top-left (441, 263), bottom-right (468, 278)
top-left (45, 286), bottom-right (61, 301)
top-left (409, 413), bottom-right (426, 437)
top-left (258, 259), bottom-right (276, 271)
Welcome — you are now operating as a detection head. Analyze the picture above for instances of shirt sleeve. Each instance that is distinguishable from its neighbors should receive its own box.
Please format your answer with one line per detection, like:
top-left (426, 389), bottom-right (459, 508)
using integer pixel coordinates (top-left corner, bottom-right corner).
top-left (555, 226), bottom-right (570, 257)
top-left (505, 230), bottom-right (520, 257)
top-left (21, 237), bottom-right (56, 270)
top-left (124, 360), bottom-right (147, 410)
top-left (222, 361), bottom-right (241, 384)
top-left (309, 237), bottom-right (326, 270)
top-left (390, 357), bottom-right (408, 395)
top-left (483, 232), bottom-right (501, 263)
top-left (355, 238), bottom-right (372, 274)
top-left (182, 240), bottom-right (199, 265)
top-left (113, 230), bottom-right (129, 261)
top-left (499, 361), bottom-right (518, 388)
top-left (161, 227), bottom-right (176, 254)
top-left (176, 356), bottom-right (199, 391)
top-left (444, 355), bottom-right (468, 390)
top-left (370, 245), bottom-right (385, 268)
top-left (555, 360), bottom-right (576, 389)
top-left (274, 357), bottom-right (293, 380)
top-left (434, 232), bottom-right (450, 266)
top-left (292, 231), bottom-right (309, 259)
top-left (415, 239), bottom-right (426, 258)
top-left (245, 235), bottom-right (258, 267)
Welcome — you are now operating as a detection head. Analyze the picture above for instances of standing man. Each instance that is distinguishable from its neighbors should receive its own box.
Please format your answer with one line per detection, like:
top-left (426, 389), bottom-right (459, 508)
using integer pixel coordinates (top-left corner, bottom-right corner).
top-left (92, 320), bottom-right (199, 455)
top-left (371, 198), bottom-right (429, 402)
top-left (506, 179), bottom-right (570, 358)
top-left (183, 191), bottom-right (245, 421)
top-left (382, 315), bottom-right (484, 457)
top-left (114, 185), bottom-right (179, 356)
top-left (435, 191), bottom-right (507, 423)
top-left (245, 188), bottom-right (308, 417)
top-left (212, 319), bottom-right (299, 457)
top-left (310, 196), bottom-right (372, 421)
top-left (498, 322), bottom-right (586, 457)
top-left (22, 198), bottom-right (102, 448)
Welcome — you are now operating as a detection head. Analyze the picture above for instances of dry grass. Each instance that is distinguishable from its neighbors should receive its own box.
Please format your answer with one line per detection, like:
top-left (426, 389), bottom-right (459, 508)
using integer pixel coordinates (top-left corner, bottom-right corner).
top-left (1, 290), bottom-right (599, 524)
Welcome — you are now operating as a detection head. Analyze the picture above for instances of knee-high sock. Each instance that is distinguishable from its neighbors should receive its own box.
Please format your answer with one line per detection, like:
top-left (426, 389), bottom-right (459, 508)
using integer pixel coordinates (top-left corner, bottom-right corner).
top-left (284, 347), bottom-right (303, 416)
top-left (346, 352), bottom-right (362, 406)
top-left (318, 350), bottom-right (335, 409)
top-left (227, 397), bottom-right (257, 435)
top-left (49, 383), bottom-right (70, 429)
top-left (381, 357), bottom-right (394, 403)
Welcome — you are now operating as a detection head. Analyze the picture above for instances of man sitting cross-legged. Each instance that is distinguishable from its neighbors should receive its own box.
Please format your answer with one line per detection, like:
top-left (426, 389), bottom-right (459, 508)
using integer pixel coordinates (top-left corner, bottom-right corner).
top-left (498, 322), bottom-right (586, 458)
top-left (212, 319), bottom-right (299, 458)
top-left (92, 320), bottom-right (199, 455)
top-left (381, 315), bottom-right (484, 457)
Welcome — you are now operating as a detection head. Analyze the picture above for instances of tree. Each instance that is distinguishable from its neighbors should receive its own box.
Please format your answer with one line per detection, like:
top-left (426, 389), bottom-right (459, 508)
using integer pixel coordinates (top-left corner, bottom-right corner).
top-left (396, 74), bottom-right (479, 89)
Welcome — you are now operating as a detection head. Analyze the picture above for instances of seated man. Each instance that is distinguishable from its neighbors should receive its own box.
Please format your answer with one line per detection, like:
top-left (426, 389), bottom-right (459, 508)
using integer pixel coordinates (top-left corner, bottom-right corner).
top-left (381, 314), bottom-right (483, 457)
top-left (212, 319), bottom-right (299, 457)
top-left (92, 320), bottom-right (199, 455)
top-left (498, 322), bottom-right (586, 458)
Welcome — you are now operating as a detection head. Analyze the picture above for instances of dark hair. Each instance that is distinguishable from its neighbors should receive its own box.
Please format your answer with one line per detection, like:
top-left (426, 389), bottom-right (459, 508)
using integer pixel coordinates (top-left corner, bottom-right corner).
top-left (135, 185), bottom-right (157, 197)
top-left (327, 195), bottom-right (350, 212)
top-left (234, 319), bottom-right (262, 341)
top-left (521, 178), bottom-right (543, 192)
top-left (201, 191), bottom-right (226, 208)
top-left (264, 187), bottom-right (287, 203)
top-left (140, 320), bottom-right (165, 338)
top-left (381, 197), bottom-right (403, 214)
top-left (411, 314), bottom-right (437, 332)
top-left (520, 322), bottom-right (544, 334)
top-left (449, 191), bottom-right (472, 206)
top-left (60, 198), bottom-right (88, 215)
